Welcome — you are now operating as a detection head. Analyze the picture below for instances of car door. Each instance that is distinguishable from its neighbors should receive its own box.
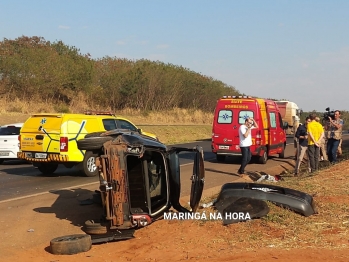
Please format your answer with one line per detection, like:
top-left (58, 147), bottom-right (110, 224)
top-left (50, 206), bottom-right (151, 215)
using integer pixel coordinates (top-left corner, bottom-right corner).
top-left (267, 109), bottom-right (279, 155)
top-left (168, 146), bottom-right (205, 213)
top-left (277, 112), bottom-right (286, 150)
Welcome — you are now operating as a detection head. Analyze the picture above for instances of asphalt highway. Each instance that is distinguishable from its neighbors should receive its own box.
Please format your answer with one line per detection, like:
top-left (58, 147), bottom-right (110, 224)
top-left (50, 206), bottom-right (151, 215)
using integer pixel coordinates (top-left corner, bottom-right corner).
top-left (0, 136), bottom-right (345, 202)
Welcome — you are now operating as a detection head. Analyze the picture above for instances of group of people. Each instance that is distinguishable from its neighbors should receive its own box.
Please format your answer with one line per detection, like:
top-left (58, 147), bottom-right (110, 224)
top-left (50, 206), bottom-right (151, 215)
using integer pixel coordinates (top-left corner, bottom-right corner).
top-left (236, 111), bottom-right (343, 177)
top-left (294, 110), bottom-right (344, 175)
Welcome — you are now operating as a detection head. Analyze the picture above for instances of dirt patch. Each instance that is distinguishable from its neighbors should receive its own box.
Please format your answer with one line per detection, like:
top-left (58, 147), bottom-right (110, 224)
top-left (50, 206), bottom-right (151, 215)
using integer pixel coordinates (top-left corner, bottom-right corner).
top-left (1, 159), bottom-right (349, 262)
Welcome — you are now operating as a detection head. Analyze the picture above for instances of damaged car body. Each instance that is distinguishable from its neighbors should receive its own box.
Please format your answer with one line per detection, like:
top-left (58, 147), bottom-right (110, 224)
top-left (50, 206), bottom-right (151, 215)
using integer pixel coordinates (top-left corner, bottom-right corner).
top-left (77, 130), bottom-right (205, 243)
top-left (213, 182), bottom-right (318, 224)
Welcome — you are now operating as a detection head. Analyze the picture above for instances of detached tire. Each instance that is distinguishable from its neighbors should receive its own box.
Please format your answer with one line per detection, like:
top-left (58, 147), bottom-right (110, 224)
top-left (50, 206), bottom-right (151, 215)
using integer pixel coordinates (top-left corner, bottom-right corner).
top-left (77, 136), bottom-right (113, 151)
top-left (50, 234), bottom-right (92, 255)
top-left (84, 220), bottom-right (108, 235)
top-left (85, 132), bottom-right (105, 138)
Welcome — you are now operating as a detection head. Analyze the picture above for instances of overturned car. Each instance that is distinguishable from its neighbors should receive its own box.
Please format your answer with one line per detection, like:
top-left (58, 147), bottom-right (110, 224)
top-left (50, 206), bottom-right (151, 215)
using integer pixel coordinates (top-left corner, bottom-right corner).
top-left (76, 129), bottom-right (205, 243)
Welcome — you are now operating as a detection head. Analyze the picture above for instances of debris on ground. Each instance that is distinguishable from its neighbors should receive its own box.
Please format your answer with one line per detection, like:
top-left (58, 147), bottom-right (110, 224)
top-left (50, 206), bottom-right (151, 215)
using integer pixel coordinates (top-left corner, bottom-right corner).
top-left (256, 174), bottom-right (282, 182)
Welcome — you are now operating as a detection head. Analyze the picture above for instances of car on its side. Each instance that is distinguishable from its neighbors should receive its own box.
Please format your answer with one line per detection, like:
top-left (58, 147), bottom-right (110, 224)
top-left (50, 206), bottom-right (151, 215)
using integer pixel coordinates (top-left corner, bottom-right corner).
top-left (75, 129), bottom-right (205, 243)
top-left (0, 123), bottom-right (23, 164)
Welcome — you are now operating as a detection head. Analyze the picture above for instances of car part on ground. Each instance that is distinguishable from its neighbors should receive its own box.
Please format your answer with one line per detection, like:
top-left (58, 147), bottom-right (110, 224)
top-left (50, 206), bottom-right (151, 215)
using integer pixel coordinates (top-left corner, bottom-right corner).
top-left (50, 234), bottom-right (92, 255)
top-left (215, 182), bottom-right (317, 217)
top-left (90, 229), bottom-right (135, 244)
top-left (83, 220), bottom-right (108, 235)
top-left (214, 196), bottom-right (270, 225)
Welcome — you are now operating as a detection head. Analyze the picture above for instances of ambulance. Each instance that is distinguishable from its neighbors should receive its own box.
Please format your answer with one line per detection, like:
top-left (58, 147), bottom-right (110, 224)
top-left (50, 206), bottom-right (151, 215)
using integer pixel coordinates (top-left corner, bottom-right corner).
top-left (211, 96), bottom-right (288, 164)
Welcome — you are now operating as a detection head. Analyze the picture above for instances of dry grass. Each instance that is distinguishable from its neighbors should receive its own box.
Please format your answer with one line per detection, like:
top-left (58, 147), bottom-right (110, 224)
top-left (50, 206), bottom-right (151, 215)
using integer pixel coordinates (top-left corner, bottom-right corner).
top-left (0, 96), bottom-right (213, 124)
top-left (0, 96), bottom-right (213, 144)
top-left (192, 151), bottom-right (349, 251)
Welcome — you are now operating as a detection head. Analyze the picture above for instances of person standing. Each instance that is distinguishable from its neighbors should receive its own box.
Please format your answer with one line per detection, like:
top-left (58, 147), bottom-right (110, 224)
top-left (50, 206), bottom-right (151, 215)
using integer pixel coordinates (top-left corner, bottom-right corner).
top-left (307, 114), bottom-right (324, 173)
top-left (294, 117), bottom-right (311, 175)
top-left (237, 117), bottom-right (259, 175)
top-left (325, 110), bottom-right (344, 164)
top-left (315, 116), bottom-right (328, 161)
top-left (293, 119), bottom-right (300, 160)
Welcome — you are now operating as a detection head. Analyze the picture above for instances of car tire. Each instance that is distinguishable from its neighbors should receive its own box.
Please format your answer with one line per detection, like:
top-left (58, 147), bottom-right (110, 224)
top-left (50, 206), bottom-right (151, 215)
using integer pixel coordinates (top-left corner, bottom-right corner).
top-left (50, 234), bottom-right (92, 255)
top-left (0, 159), bottom-right (4, 164)
top-left (258, 151), bottom-right (268, 164)
top-left (85, 132), bottom-right (105, 138)
top-left (83, 220), bottom-right (108, 235)
top-left (82, 151), bottom-right (99, 177)
top-left (216, 155), bottom-right (226, 163)
top-left (279, 144), bottom-right (285, 159)
top-left (37, 163), bottom-right (58, 175)
top-left (77, 136), bottom-right (114, 151)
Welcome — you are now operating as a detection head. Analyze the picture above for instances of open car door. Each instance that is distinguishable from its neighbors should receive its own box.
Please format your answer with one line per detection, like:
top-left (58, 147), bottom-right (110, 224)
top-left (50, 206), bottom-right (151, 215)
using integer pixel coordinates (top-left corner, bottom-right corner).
top-left (168, 146), bottom-right (205, 213)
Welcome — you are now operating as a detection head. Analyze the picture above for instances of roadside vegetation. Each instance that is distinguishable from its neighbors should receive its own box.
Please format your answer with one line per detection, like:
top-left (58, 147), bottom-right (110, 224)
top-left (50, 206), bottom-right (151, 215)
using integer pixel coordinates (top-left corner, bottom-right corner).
top-left (0, 36), bottom-right (240, 114)
top-left (188, 147), bottom-right (349, 251)
top-left (0, 35), bottom-right (348, 139)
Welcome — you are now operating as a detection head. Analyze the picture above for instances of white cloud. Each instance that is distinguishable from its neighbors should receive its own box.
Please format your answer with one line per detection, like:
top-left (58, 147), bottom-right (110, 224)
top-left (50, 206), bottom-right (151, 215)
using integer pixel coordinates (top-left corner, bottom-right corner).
top-left (58, 25), bottom-right (70, 30)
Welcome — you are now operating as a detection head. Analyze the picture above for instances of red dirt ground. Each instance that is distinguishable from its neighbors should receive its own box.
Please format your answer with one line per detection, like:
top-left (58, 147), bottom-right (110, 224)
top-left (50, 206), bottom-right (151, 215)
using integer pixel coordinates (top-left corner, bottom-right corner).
top-left (1, 160), bottom-right (349, 262)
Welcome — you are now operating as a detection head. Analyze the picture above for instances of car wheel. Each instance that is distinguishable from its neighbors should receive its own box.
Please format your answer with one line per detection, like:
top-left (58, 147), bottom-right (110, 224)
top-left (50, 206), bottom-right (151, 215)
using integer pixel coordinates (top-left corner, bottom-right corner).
top-left (37, 163), bottom-right (58, 175)
top-left (216, 155), bottom-right (226, 163)
top-left (77, 136), bottom-right (114, 151)
top-left (279, 144), bottom-right (285, 159)
top-left (50, 234), bottom-right (91, 255)
top-left (85, 132), bottom-right (105, 138)
top-left (81, 151), bottom-right (99, 177)
top-left (83, 220), bottom-right (108, 235)
top-left (258, 151), bottom-right (268, 164)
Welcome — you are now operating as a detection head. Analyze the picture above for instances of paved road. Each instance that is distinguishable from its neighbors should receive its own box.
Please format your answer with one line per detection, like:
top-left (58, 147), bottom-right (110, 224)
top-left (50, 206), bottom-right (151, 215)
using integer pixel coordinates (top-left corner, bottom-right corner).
top-left (0, 136), bottom-right (345, 202)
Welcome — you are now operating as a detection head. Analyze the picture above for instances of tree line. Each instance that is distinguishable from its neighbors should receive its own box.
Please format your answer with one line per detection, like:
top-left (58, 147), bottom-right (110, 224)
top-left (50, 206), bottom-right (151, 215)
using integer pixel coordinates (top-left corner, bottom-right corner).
top-left (0, 36), bottom-right (240, 112)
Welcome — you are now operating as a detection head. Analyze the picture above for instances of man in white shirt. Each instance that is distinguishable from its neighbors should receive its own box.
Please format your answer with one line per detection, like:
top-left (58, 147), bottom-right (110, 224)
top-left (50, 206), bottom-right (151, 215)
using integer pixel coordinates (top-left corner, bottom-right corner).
top-left (237, 117), bottom-right (259, 175)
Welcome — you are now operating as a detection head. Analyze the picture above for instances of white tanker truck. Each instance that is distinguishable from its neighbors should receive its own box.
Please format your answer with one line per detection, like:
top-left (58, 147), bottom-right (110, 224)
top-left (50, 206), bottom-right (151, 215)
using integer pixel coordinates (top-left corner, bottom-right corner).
top-left (275, 101), bottom-right (302, 136)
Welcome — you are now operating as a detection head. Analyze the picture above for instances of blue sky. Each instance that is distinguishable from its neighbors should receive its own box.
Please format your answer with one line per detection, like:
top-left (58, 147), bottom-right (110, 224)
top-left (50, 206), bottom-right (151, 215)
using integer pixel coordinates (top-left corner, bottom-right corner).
top-left (1, 0), bottom-right (348, 112)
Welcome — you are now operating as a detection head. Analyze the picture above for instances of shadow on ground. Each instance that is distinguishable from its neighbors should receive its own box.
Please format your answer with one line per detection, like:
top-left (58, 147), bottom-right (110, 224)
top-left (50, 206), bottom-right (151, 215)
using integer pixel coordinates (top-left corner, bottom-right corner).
top-left (33, 188), bottom-right (102, 228)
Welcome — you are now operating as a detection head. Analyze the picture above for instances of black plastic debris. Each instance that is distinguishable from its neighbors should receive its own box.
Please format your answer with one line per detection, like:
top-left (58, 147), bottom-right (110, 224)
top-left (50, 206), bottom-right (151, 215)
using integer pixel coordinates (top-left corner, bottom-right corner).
top-left (214, 196), bottom-right (269, 225)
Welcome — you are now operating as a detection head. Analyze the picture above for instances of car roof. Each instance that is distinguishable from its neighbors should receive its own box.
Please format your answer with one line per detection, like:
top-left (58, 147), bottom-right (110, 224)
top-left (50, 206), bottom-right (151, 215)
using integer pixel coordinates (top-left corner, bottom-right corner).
top-left (0, 123), bottom-right (24, 128)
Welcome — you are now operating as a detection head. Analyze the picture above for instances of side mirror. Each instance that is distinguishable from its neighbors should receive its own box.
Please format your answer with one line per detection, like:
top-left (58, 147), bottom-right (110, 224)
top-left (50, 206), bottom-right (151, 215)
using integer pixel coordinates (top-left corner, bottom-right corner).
top-left (137, 128), bottom-right (143, 134)
top-left (283, 122), bottom-right (289, 130)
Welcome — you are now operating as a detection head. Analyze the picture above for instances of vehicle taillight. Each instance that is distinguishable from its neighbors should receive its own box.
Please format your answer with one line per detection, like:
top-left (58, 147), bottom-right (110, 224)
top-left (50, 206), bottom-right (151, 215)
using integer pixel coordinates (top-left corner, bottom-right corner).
top-left (60, 137), bottom-right (68, 152)
top-left (256, 130), bottom-right (262, 145)
top-left (18, 135), bottom-right (21, 149)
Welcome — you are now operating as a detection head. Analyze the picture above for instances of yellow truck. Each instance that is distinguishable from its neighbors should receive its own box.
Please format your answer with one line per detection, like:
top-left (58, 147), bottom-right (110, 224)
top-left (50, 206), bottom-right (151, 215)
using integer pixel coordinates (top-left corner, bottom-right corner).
top-left (17, 111), bottom-right (157, 177)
